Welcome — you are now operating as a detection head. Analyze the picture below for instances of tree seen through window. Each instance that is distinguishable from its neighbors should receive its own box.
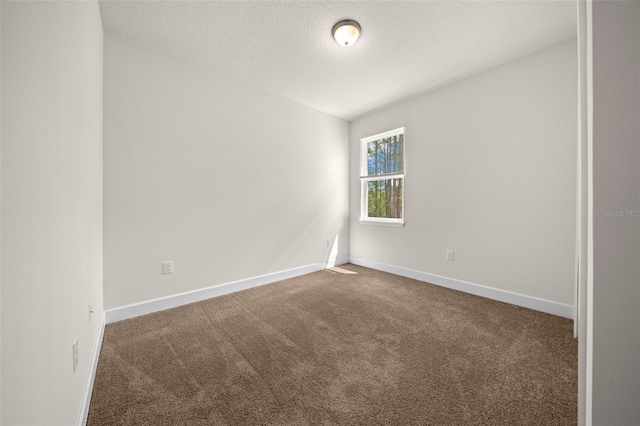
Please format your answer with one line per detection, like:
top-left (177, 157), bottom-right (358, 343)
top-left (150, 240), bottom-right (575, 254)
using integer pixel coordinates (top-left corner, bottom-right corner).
top-left (361, 130), bottom-right (404, 221)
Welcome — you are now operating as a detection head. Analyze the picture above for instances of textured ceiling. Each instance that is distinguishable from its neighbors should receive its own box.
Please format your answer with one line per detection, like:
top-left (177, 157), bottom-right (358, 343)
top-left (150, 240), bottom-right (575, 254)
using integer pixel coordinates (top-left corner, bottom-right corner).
top-left (99, 1), bottom-right (577, 121)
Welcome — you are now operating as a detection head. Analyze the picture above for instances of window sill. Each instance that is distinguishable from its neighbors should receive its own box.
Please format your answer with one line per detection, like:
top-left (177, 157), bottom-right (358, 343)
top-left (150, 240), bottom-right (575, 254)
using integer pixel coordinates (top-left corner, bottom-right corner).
top-left (359, 219), bottom-right (405, 228)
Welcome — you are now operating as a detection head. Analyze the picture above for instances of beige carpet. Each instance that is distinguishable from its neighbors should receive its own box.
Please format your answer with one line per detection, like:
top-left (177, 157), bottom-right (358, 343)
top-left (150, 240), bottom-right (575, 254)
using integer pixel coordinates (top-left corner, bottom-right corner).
top-left (87, 264), bottom-right (577, 425)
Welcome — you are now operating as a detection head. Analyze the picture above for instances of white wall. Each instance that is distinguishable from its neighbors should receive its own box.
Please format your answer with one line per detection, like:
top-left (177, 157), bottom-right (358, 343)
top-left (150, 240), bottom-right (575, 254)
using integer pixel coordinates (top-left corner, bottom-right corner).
top-left (349, 40), bottom-right (577, 308)
top-left (590, 1), bottom-right (640, 424)
top-left (0, 2), bottom-right (103, 425)
top-left (577, 1), bottom-right (589, 424)
top-left (0, 0), bottom-right (3, 414)
top-left (103, 32), bottom-right (349, 310)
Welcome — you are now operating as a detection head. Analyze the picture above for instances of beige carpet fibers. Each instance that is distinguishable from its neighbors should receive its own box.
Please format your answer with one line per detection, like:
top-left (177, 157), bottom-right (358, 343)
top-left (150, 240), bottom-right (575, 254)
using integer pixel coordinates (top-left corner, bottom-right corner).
top-left (88, 264), bottom-right (577, 425)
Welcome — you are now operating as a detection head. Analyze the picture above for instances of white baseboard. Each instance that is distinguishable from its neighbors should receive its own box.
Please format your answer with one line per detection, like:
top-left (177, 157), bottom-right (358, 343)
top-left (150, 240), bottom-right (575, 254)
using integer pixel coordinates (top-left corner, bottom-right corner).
top-left (78, 312), bottom-right (106, 426)
top-left (105, 258), bottom-right (349, 324)
top-left (349, 257), bottom-right (573, 319)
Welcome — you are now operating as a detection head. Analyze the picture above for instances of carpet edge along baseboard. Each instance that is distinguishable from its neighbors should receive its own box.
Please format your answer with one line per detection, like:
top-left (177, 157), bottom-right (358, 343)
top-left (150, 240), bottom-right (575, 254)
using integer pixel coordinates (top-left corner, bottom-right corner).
top-left (105, 257), bottom-right (572, 324)
top-left (105, 258), bottom-right (350, 324)
top-left (349, 257), bottom-right (573, 319)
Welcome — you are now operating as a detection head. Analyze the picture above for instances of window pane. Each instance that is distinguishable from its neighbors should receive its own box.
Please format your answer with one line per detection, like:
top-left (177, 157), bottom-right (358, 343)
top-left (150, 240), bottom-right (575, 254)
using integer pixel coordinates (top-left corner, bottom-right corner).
top-left (367, 178), bottom-right (403, 219)
top-left (366, 134), bottom-right (404, 176)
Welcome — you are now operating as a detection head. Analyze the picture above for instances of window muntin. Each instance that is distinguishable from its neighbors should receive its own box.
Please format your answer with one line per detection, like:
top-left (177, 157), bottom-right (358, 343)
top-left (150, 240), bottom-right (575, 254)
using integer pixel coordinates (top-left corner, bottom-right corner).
top-left (360, 128), bottom-right (404, 224)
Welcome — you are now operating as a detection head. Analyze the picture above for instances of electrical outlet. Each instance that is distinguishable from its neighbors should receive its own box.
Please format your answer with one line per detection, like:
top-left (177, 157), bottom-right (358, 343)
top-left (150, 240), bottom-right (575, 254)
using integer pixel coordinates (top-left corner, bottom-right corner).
top-left (163, 261), bottom-right (174, 274)
top-left (89, 304), bottom-right (93, 323)
top-left (446, 250), bottom-right (455, 261)
top-left (73, 339), bottom-right (79, 372)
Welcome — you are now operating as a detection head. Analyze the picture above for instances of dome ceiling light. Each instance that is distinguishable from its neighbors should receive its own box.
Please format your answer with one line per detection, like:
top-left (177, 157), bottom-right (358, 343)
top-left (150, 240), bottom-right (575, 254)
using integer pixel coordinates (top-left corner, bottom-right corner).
top-left (332, 20), bottom-right (361, 47)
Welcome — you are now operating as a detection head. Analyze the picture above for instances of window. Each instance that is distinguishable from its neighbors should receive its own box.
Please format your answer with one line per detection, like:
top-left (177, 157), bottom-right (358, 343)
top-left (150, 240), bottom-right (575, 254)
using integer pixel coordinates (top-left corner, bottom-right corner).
top-left (360, 127), bottom-right (404, 225)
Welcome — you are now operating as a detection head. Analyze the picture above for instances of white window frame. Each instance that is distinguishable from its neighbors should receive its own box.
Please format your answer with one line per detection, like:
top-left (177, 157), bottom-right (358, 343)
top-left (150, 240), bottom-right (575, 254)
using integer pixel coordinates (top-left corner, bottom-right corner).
top-left (360, 127), bottom-right (405, 226)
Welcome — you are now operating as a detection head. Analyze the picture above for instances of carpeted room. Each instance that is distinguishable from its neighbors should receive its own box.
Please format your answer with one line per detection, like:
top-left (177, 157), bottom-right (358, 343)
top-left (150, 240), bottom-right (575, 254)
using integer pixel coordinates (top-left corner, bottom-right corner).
top-left (94, 1), bottom-right (580, 422)
top-left (88, 265), bottom-right (577, 424)
top-left (2, 1), bottom-right (640, 425)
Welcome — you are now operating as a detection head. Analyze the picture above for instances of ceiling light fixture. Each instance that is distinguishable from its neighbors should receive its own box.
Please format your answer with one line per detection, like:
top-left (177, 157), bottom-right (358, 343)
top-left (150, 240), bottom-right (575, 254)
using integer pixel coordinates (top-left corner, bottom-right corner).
top-left (332, 20), bottom-right (361, 47)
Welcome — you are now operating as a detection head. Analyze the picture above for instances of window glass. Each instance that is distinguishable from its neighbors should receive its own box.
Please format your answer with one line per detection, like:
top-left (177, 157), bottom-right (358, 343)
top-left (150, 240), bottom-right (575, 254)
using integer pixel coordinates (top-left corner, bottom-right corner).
top-left (360, 128), bottom-right (404, 224)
